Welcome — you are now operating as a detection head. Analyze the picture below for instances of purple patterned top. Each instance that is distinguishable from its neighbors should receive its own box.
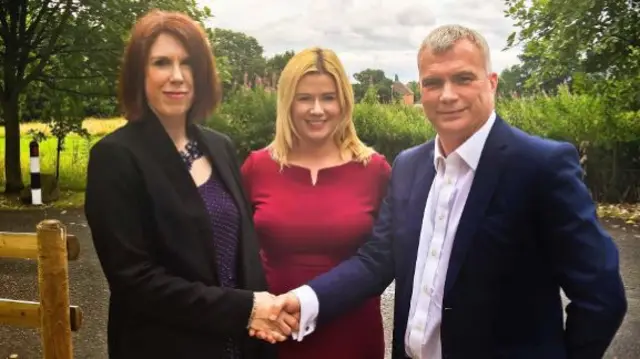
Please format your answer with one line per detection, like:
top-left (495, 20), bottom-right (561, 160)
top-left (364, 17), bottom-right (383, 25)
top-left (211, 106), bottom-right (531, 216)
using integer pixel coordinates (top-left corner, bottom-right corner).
top-left (197, 175), bottom-right (242, 359)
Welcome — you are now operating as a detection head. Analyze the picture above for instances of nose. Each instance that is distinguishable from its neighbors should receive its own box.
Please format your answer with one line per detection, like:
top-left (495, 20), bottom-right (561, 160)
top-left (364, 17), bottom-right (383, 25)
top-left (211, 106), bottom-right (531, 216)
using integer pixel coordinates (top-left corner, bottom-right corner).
top-left (170, 62), bottom-right (184, 83)
top-left (310, 98), bottom-right (324, 115)
top-left (440, 81), bottom-right (458, 103)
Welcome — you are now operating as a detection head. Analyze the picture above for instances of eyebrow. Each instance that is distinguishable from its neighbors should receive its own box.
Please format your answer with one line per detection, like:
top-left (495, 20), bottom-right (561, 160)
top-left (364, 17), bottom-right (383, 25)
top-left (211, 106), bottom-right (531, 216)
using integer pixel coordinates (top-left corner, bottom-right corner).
top-left (295, 91), bottom-right (337, 96)
top-left (453, 71), bottom-right (477, 77)
top-left (149, 55), bottom-right (190, 61)
top-left (421, 71), bottom-right (477, 83)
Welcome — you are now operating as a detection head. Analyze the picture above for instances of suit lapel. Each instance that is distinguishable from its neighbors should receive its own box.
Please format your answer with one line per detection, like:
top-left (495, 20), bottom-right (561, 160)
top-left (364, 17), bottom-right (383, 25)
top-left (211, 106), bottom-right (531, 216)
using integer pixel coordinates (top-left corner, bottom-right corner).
top-left (139, 116), bottom-right (221, 279)
top-left (399, 143), bottom-right (436, 305)
top-left (140, 114), bottom-right (211, 221)
top-left (444, 117), bottom-right (511, 295)
top-left (406, 144), bottom-right (436, 256)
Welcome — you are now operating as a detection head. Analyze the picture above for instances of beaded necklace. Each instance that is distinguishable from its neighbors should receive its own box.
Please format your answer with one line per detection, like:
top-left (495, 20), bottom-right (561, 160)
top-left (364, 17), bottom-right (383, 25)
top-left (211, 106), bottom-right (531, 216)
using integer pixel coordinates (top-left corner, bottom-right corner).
top-left (179, 139), bottom-right (204, 171)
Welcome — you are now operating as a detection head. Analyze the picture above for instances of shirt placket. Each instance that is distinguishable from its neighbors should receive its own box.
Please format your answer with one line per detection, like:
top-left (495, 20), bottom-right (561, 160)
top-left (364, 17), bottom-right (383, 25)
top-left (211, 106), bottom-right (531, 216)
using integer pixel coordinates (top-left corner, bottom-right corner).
top-left (407, 160), bottom-right (442, 355)
top-left (409, 158), bottom-right (459, 356)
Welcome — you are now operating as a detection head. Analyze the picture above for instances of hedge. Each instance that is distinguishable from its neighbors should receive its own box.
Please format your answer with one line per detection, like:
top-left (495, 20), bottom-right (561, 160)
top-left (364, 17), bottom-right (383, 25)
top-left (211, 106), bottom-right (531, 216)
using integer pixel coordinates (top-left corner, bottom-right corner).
top-left (208, 87), bottom-right (640, 203)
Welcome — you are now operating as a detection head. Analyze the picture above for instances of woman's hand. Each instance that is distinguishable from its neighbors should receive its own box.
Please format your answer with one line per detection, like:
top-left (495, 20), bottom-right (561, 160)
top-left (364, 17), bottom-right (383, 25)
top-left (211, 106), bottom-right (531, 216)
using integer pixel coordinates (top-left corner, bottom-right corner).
top-left (248, 292), bottom-right (300, 343)
top-left (247, 292), bottom-right (293, 343)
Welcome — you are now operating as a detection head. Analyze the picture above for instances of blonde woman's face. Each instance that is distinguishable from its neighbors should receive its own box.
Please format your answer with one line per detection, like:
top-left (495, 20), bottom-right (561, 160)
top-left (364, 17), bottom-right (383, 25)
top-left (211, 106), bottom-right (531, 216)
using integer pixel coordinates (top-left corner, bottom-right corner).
top-left (290, 72), bottom-right (342, 145)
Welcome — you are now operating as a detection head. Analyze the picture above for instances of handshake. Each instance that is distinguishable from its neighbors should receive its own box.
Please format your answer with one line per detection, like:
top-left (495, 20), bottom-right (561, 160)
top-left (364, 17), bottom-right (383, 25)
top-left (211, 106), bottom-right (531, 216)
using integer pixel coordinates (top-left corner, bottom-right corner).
top-left (247, 291), bottom-right (301, 344)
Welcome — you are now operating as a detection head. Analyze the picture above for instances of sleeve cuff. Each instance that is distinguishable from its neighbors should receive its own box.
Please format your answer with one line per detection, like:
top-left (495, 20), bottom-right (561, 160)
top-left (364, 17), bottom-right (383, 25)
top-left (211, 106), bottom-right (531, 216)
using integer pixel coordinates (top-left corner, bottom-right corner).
top-left (290, 285), bottom-right (319, 341)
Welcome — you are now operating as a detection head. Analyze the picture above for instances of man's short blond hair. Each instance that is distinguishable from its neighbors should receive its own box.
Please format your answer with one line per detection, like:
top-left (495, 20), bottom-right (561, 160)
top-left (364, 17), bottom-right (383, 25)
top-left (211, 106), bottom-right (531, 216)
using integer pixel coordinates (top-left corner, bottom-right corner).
top-left (418, 24), bottom-right (492, 72)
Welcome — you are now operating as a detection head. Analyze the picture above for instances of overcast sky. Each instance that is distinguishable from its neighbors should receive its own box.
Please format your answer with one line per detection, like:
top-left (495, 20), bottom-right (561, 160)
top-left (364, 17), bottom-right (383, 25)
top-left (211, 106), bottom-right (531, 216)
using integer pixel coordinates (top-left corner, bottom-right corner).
top-left (198, 0), bottom-right (523, 83)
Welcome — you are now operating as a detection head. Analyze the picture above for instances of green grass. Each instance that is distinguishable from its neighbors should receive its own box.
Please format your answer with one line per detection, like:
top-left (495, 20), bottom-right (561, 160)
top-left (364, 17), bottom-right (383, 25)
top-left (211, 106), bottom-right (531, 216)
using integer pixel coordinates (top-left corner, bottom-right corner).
top-left (0, 135), bottom-right (101, 191)
top-left (0, 118), bottom-right (125, 190)
top-left (0, 118), bottom-right (125, 209)
top-left (0, 190), bottom-right (87, 210)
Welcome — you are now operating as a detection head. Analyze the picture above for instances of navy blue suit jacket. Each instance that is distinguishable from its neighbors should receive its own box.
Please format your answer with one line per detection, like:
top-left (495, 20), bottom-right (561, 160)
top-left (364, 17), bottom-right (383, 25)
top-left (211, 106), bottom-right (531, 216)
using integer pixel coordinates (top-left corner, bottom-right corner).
top-left (307, 115), bottom-right (627, 359)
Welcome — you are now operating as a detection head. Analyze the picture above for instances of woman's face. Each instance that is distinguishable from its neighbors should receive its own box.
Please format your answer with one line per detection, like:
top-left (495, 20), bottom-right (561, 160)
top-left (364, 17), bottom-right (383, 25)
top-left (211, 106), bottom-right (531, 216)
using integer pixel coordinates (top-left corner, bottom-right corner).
top-left (290, 73), bottom-right (343, 146)
top-left (145, 33), bottom-right (194, 123)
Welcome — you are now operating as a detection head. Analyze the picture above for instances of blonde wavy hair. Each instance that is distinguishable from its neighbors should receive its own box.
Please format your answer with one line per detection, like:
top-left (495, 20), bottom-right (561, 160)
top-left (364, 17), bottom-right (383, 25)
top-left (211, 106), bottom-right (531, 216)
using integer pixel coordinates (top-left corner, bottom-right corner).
top-left (267, 47), bottom-right (375, 167)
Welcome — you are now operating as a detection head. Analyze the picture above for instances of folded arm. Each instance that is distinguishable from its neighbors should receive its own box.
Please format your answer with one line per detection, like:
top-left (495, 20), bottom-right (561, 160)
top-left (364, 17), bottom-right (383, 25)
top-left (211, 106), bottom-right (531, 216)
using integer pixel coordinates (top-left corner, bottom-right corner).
top-left (538, 142), bottom-right (627, 359)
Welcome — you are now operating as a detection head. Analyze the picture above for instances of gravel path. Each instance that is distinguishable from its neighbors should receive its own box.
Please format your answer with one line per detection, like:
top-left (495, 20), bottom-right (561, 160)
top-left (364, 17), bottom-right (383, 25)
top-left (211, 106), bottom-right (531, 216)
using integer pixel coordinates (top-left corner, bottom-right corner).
top-left (1, 209), bottom-right (638, 359)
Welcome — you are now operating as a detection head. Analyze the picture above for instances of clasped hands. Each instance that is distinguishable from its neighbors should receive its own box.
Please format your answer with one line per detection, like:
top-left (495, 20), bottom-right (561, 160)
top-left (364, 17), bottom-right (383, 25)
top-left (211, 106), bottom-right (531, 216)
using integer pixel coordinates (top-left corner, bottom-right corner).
top-left (248, 291), bottom-right (301, 343)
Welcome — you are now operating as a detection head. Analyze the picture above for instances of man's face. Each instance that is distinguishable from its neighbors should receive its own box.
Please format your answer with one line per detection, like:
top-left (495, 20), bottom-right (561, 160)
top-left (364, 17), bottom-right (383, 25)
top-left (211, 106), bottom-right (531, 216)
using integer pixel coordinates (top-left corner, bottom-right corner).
top-left (418, 39), bottom-right (498, 150)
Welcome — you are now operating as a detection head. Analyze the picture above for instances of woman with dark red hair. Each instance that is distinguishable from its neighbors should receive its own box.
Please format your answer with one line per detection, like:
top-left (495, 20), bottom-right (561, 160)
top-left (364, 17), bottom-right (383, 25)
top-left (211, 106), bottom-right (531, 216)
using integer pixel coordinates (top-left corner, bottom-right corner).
top-left (84, 9), bottom-right (292, 359)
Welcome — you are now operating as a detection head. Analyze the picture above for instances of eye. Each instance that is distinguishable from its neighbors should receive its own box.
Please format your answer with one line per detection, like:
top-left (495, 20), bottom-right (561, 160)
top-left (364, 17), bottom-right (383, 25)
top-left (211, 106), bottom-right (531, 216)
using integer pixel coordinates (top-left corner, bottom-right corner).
top-left (421, 78), bottom-right (441, 88)
top-left (153, 58), bottom-right (170, 66)
top-left (454, 76), bottom-right (473, 84)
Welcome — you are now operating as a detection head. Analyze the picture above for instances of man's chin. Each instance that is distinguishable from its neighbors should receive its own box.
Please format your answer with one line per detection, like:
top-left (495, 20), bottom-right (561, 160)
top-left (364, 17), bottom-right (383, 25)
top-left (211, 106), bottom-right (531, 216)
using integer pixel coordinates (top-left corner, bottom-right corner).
top-left (437, 110), bottom-right (468, 121)
top-left (434, 116), bottom-right (469, 132)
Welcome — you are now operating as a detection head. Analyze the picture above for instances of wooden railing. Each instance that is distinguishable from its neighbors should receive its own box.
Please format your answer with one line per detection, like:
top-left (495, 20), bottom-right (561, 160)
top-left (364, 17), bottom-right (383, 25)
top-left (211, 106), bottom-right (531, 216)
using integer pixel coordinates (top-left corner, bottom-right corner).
top-left (0, 219), bottom-right (83, 359)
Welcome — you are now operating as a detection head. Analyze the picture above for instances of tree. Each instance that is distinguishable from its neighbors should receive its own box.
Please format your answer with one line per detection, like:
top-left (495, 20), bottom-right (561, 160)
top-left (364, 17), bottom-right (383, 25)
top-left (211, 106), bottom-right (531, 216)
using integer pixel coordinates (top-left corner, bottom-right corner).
top-left (352, 69), bottom-right (393, 103)
top-left (504, 0), bottom-right (640, 105)
top-left (0, 0), bottom-right (210, 193)
top-left (211, 28), bottom-right (266, 90)
top-left (361, 84), bottom-right (380, 104)
top-left (496, 64), bottom-right (529, 98)
top-left (265, 50), bottom-right (295, 78)
top-left (407, 81), bottom-right (421, 103)
top-left (1, 0), bottom-right (74, 193)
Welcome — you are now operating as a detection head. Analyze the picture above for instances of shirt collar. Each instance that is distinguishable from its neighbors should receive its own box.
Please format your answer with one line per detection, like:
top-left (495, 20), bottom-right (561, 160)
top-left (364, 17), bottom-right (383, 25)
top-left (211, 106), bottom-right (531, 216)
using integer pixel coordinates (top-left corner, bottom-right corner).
top-left (433, 110), bottom-right (496, 171)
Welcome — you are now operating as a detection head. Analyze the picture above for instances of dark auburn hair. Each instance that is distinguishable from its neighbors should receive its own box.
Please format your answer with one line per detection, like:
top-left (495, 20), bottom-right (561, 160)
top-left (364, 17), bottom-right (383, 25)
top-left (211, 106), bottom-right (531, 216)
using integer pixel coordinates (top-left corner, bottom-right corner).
top-left (117, 9), bottom-right (222, 123)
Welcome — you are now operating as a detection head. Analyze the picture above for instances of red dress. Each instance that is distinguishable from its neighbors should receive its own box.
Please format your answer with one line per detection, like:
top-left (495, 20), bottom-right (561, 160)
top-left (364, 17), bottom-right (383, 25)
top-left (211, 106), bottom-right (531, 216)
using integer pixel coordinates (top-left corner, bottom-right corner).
top-left (241, 148), bottom-right (391, 359)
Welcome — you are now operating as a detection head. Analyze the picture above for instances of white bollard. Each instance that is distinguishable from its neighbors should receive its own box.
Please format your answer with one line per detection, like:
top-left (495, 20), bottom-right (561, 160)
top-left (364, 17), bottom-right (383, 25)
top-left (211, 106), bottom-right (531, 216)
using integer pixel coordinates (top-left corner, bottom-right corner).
top-left (29, 140), bottom-right (42, 205)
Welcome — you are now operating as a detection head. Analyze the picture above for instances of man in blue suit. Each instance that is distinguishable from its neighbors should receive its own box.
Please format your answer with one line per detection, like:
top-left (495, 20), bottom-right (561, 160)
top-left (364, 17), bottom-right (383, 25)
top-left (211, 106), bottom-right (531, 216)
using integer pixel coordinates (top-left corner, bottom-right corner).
top-left (261, 24), bottom-right (627, 359)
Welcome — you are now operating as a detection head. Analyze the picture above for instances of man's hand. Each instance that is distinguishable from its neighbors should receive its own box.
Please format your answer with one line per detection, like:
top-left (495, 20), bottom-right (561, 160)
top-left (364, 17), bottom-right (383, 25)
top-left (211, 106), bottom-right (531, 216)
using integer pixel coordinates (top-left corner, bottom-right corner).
top-left (276, 291), bottom-right (301, 331)
top-left (249, 292), bottom-right (301, 343)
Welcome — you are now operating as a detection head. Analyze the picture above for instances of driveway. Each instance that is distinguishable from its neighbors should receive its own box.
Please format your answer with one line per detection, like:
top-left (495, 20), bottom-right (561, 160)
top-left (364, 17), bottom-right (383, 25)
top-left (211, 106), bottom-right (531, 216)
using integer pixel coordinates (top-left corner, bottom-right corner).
top-left (1, 209), bottom-right (638, 359)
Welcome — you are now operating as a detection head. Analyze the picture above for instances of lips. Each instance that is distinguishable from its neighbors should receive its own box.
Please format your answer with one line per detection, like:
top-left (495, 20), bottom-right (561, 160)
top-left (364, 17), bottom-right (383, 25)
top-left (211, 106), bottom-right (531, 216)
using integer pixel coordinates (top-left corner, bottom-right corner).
top-left (438, 108), bottom-right (466, 114)
top-left (164, 91), bottom-right (188, 99)
top-left (305, 119), bottom-right (327, 130)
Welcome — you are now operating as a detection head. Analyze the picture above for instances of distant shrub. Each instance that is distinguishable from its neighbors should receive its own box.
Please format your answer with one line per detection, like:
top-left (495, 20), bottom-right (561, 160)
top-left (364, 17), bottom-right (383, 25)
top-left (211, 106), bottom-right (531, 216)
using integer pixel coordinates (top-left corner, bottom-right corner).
top-left (207, 87), bottom-right (639, 202)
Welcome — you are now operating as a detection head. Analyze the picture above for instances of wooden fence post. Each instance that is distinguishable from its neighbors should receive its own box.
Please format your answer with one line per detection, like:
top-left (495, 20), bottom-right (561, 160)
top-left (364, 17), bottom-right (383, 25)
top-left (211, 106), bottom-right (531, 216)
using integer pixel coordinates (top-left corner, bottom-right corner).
top-left (36, 219), bottom-right (72, 359)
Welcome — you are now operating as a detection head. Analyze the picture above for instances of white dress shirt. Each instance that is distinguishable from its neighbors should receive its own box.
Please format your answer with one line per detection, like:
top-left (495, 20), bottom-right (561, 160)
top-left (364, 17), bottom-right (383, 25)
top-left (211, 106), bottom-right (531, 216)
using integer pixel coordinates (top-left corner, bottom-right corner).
top-left (292, 112), bottom-right (497, 359)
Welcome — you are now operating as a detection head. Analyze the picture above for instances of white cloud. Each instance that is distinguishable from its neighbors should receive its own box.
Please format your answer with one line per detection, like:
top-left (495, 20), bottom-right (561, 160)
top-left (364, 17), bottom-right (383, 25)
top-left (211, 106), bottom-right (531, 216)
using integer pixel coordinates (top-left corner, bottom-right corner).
top-left (199, 0), bottom-right (523, 83)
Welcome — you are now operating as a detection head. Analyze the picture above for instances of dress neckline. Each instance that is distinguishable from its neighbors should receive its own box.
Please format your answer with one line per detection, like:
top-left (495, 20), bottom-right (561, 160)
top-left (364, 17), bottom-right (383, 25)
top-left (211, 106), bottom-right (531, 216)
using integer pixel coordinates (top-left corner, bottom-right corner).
top-left (282, 160), bottom-right (361, 187)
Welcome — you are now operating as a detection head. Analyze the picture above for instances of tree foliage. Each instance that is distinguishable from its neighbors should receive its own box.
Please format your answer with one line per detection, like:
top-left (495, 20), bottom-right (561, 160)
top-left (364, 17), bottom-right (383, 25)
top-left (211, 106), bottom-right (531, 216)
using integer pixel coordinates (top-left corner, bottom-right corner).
top-left (211, 28), bottom-right (267, 89)
top-left (497, 64), bottom-right (529, 98)
top-left (265, 50), bottom-right (295, 77)
top-left (406, 81), bottom-right (421, 103)
top-left (352, 68), bottom-right (393, 103)
top-left (504, 0), bottom-right (640, 108)
top-left (503, 0), bottom-right (640, 202)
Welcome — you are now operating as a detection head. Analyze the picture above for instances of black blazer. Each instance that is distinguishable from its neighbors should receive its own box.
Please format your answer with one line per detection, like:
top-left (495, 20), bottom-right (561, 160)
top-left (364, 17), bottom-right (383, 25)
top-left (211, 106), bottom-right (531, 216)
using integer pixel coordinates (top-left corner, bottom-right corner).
top-left (84, 114), bottom-right (276, 359)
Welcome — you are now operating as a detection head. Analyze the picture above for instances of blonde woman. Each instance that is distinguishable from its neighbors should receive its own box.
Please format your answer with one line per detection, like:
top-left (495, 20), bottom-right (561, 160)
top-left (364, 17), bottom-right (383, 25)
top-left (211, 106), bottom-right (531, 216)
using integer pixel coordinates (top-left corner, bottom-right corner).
top-left (240, 47), bottom-right (390, 359)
